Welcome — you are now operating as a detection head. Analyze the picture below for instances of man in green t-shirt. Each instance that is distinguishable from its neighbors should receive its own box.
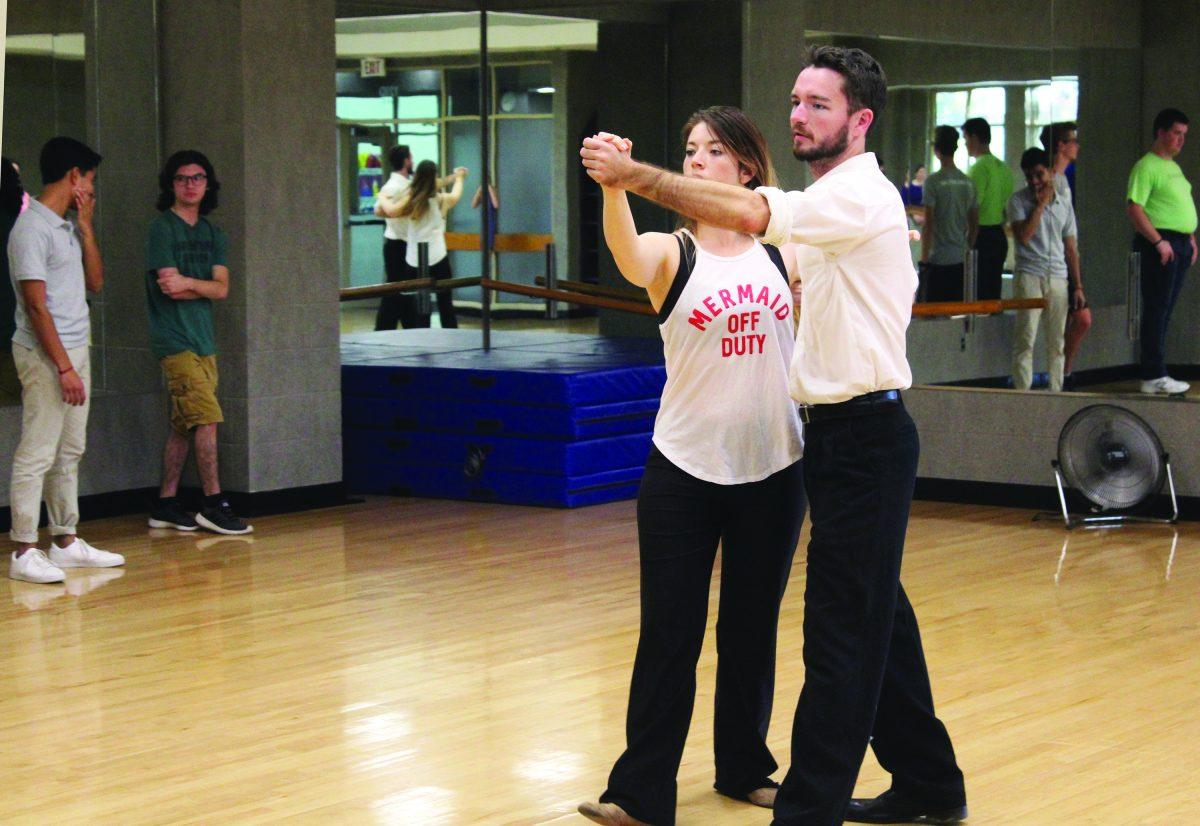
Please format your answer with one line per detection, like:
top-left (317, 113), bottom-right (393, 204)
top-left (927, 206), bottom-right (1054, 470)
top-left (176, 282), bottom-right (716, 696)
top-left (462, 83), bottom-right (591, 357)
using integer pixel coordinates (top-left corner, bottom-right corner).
top-left (963, 117), bottom-right (1014, 300)
top-left (1127, 108), bottom-right (1197, 395)
top-left (145, 150), bottom-right (252, 535)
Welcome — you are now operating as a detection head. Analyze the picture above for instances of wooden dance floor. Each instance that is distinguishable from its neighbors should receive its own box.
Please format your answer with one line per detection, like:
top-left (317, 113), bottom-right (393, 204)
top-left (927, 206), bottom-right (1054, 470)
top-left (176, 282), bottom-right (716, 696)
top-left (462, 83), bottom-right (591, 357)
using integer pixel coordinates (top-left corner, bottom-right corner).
top-left (1, 497), bottom-right (1196, 823)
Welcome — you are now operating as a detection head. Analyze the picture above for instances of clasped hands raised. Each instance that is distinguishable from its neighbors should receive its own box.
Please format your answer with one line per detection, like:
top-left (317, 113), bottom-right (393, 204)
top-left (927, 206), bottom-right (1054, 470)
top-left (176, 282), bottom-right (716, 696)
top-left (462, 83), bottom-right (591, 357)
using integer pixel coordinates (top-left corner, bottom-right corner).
top-left (580, 132), bottom-right (636, 187)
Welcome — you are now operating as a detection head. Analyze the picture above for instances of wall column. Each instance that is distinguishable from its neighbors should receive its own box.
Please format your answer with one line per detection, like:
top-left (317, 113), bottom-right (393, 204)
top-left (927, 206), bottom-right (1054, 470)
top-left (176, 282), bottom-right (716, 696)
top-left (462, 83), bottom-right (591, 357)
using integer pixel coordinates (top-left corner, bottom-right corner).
top-left (160, 0), bottom-right (342, 494)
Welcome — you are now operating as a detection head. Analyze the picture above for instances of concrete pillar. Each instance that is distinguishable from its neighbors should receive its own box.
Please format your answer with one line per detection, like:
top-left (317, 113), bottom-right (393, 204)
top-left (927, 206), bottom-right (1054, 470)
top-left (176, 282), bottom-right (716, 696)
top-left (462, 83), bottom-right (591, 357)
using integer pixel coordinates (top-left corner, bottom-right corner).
top-left (742, 0), bottom-right (808, 193)
top-left (160, 0), bottom-right (342, 493)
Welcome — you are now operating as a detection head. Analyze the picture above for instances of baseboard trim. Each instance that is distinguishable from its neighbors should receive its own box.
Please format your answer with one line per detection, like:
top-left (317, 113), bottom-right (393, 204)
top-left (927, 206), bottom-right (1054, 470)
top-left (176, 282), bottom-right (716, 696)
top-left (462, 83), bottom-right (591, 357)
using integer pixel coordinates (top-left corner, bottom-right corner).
top-left (936, 363), bottom-right (1200, 390)
top-left (0, 482), bottom-right (358, 533)
top-left (914, 476), bottom-right (1199, 521)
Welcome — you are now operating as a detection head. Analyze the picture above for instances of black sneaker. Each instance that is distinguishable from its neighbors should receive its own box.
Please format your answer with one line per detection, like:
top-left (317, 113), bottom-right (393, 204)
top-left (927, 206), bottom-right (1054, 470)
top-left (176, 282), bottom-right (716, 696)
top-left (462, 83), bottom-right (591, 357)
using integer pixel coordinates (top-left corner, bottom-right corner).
top-left (196, 499), bottom-right (254, 536)
top-left (148, 497), bottom-right (199, 531)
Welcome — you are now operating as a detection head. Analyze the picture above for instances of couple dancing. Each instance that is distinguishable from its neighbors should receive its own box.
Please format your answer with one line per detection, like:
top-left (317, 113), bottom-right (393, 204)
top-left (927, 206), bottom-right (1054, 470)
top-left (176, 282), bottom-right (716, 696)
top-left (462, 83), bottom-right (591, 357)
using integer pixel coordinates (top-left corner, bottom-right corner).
top-left (576, 46), bottom-right (967, 826)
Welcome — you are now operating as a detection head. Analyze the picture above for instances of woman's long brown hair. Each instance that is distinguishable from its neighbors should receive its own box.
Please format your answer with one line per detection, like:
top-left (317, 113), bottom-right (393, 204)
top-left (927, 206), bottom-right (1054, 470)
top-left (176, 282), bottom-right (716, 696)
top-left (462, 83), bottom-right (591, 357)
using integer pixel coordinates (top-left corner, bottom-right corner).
top-left (396, 159), bottom-right (440, 222)
top-left (678, 106), bottom-right (777, 232)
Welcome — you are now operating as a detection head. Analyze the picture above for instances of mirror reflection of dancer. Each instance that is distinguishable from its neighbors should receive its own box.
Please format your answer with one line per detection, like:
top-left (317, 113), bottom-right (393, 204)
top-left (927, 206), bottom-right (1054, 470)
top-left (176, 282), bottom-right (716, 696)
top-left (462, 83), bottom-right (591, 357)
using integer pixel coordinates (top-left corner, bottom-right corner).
top-left (378, 161), bottom-right (466, 329)
top-left (577, 106), bottom-right (806, 826)
top-left (372, 144), bottom-right (420, 331)
top-left (582, 45), bottom-right (966, 826)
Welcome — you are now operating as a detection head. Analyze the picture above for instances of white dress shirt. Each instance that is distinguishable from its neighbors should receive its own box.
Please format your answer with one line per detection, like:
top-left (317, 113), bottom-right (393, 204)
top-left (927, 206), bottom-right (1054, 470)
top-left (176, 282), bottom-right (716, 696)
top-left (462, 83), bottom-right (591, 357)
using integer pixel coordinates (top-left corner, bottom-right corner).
top-left (379, 172), bottom-right (410, 242)
top-left (758, 152), bottom-right (916, 405)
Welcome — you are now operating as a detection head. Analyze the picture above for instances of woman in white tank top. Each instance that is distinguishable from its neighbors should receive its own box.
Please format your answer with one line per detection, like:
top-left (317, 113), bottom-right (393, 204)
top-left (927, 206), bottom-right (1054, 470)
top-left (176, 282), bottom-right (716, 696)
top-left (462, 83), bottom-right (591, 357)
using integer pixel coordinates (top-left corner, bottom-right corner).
top-left (376, 160), bottom-right (467, 328)
top-left (579, 107), bottom-right (807, 826)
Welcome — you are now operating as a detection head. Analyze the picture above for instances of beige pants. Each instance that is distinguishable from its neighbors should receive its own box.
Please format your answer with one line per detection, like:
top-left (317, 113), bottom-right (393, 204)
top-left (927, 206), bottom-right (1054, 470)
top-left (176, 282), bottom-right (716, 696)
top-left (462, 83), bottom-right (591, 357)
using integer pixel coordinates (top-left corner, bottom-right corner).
top-left (8, 343), bottom-right (91, 544)
top-left (1012, 272), bottom-right (1069, 392)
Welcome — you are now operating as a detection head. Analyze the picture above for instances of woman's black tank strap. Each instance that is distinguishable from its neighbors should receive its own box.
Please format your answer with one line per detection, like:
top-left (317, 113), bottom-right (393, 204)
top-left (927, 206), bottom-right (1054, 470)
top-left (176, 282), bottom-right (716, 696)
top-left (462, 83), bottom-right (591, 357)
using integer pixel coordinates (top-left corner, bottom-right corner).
top-left (658, 232), bottom-right (697, 323)
top-left (762, 243), bottom-right (789, 284)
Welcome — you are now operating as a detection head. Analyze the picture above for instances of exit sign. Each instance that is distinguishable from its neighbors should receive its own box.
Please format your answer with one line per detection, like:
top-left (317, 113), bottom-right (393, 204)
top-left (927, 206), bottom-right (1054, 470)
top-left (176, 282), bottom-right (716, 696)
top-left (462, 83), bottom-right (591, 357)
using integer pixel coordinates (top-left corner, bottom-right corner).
top-left (360, 57), bottom-right (385, 78)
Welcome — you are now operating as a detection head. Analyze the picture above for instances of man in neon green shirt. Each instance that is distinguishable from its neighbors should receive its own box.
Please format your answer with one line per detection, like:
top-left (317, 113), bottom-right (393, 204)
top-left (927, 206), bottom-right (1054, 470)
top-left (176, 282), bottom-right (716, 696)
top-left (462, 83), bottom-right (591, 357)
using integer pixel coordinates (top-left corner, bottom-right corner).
top-left (1127, 108), bottom-right (1197, 394)
top-left (963, 117), bottom-right (1013, 300)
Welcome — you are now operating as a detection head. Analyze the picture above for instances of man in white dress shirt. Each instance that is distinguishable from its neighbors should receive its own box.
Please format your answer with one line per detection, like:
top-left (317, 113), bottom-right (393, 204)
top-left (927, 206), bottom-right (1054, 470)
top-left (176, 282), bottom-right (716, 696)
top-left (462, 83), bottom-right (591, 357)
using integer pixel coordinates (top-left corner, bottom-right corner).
top-left (373, 144), bottom-right (419, 329)
top-left (581, 45), bottom-right (965, 826)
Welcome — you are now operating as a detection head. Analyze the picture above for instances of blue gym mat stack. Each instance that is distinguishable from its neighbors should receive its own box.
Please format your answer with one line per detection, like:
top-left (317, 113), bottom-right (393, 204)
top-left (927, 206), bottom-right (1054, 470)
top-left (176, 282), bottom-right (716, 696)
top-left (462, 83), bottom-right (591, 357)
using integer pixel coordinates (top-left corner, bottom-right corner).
top-left (341, 329), bottom-right (666, 507)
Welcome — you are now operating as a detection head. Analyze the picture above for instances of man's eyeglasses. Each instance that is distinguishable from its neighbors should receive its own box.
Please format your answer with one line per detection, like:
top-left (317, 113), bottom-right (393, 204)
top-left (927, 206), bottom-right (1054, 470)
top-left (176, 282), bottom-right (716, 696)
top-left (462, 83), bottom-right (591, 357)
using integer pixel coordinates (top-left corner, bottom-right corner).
top-left (173, 173), bottom-right (208, 185)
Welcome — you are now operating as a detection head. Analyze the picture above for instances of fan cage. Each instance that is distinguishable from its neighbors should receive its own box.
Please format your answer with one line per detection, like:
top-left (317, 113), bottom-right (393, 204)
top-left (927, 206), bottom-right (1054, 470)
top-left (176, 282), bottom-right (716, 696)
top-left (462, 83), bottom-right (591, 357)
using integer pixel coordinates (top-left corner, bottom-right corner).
top-left (1056, 405), bottom-right (1167, 513)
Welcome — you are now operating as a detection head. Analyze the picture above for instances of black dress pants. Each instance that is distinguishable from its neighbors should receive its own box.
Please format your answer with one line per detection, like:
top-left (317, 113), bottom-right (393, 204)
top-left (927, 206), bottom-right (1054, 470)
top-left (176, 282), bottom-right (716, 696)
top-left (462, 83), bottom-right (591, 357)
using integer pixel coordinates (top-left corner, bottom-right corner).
top-left (772, 404), bottom-right (964, 825)
top-left (373, 239), bottom-right (424, 330)
top-left (973, 225), bottom-right (1008, 300)
top-left (600, 447), bottom-right (806, 825)
top-left (923, 263), bottom-right (964, 302)
top-left (1135, 231), bottom-right (1191, 379)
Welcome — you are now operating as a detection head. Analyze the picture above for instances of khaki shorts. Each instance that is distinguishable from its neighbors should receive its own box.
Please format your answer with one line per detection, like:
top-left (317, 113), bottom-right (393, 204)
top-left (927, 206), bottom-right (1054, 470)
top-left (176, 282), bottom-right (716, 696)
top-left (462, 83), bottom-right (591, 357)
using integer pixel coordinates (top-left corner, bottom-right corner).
top-left (162, 351), bottom-right (224, 435)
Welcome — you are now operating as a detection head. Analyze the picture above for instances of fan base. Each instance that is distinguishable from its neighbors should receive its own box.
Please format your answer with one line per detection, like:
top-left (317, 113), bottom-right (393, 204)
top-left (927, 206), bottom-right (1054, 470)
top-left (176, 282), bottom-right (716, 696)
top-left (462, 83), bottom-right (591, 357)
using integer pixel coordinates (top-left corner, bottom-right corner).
top-left (1039, 462), bottom-right (1180, 530)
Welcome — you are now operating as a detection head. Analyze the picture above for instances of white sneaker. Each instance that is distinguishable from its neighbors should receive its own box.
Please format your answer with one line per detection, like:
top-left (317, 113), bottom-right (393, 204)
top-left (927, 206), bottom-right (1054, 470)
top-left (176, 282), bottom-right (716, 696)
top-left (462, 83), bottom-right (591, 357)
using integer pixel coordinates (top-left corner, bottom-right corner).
top-left (48, 538), bottom-right (125, 569)
top-left (9, 549), bottom-right (66, 584)
top-left (1140, 376), bottom-right (1190, 395)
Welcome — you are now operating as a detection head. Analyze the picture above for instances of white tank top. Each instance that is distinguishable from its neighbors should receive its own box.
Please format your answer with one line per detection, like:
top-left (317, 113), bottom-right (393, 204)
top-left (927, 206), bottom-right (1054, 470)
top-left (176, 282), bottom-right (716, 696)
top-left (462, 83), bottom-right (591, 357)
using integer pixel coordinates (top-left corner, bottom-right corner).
top-left (405, 196), bottom-right (449, 267)
top-left (653, 231), bottom-right (804, 484)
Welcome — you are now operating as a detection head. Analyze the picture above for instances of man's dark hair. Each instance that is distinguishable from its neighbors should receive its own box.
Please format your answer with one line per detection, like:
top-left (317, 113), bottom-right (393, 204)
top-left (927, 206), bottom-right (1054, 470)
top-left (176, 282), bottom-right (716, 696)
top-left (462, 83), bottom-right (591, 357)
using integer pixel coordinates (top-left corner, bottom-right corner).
top-left (388, 144), bottom-right (411, 173)
top-left (1153, 108), bottom-right (1189, 138)
top-left (39, 136), bottom-right (102, 186)
top-left (1, 157), bottom-right (24, 216)
top-left (156, 149), bottom-right (221, 214)
top-left (1020, 147), bottom-right (1050, 172)
top-left (961, 117), bottom-right (991, 145)
top-left (933, 125), bottom-right (959, 157)
top-left (801, 45), bottom-right (887, 132)
top-left (1040, 121), bottom-right (1077, 155)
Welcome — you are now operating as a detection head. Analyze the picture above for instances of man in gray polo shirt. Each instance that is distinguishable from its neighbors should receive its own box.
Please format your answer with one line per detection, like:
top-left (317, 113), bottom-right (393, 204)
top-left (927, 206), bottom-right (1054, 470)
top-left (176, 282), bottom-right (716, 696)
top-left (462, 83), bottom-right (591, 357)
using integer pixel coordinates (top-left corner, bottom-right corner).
top-left (1007, 147), bottom-right (1081, 392)
top-left (7, 137), bottom-right (124, 584)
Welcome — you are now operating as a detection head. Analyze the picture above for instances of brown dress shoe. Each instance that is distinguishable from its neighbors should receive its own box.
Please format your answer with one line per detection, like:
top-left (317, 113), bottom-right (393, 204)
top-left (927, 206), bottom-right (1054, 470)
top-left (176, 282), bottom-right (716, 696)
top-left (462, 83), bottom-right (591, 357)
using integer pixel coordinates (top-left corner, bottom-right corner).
top-left (577, 801), bottom-right (652, 825)
top-left (746, 786), bottom-right (777, 808)
top-left (716, 783), bottom-right (778, 809)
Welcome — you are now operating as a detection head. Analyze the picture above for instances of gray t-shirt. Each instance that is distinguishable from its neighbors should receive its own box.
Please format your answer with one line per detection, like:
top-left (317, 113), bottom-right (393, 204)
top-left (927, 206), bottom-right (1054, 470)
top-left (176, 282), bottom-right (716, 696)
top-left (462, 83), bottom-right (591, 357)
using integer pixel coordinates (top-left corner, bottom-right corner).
top-left (1006, 185), bottom-right (1077, 279)
top-left (923, 166), bottom-right (978, 265)
top-left (7, 199), bottom-right (91, 350)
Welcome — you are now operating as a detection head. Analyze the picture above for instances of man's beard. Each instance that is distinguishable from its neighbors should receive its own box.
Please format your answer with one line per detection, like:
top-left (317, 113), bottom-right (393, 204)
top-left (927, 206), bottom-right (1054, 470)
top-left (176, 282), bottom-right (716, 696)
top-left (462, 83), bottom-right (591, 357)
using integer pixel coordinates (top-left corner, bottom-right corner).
top-left (793, 122), bottom-right (850, 162)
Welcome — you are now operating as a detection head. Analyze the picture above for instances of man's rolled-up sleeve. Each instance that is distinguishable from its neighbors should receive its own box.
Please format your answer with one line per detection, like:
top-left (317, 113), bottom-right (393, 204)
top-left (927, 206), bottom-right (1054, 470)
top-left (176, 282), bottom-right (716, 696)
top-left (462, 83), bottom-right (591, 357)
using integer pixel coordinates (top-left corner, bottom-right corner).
top-left (756, 186), bottom-right (793, 247)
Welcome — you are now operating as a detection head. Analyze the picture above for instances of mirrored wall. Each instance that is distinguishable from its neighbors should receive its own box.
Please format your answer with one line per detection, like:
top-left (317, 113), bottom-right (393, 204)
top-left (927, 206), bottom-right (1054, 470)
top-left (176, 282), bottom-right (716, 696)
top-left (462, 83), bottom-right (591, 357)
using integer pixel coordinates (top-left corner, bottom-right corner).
top-left (335, 9), bottom-right (593, 336)
top-left (2, 0), bottom-right (88, 405)
top-left (0, 0), bottom-right (1177, 406)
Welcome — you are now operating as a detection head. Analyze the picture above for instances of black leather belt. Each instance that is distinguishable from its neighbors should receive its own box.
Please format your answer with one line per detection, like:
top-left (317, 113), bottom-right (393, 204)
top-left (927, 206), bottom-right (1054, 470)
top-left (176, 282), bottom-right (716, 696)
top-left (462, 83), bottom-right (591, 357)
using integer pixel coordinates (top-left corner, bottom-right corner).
top-left (799, 389), bottom-right (902, 425)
